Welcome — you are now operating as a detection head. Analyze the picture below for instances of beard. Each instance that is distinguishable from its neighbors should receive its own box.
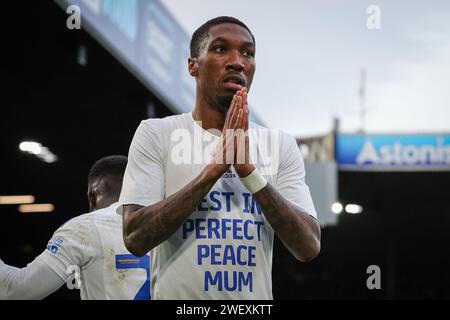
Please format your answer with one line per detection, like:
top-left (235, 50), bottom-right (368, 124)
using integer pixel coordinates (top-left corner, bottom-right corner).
top-left (215, 94), bottom-right (234, 114)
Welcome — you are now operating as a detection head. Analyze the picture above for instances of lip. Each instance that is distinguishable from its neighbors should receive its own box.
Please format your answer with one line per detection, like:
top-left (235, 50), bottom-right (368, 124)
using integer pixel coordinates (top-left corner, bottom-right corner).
top-left (223, 81), bottom-right (244, 91)
top-left (222, 74), bottom-right (245, 91)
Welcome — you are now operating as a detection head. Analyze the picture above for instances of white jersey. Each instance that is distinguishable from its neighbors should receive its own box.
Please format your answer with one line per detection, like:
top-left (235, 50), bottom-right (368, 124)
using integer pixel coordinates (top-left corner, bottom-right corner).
top-left (119, 112), bottom-right (316, 300)
top-left (39, 203), bottom-right (151, 300)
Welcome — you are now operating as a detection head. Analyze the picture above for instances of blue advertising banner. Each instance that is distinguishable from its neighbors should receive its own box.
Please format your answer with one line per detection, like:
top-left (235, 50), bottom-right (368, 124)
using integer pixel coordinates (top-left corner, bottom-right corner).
top-left (336, 134), bottom-right (450, 171)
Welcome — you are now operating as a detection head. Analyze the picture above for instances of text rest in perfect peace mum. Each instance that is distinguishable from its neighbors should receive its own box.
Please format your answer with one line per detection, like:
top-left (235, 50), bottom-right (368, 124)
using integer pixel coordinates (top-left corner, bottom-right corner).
top-left (181, 190), bottom-right (266, 293)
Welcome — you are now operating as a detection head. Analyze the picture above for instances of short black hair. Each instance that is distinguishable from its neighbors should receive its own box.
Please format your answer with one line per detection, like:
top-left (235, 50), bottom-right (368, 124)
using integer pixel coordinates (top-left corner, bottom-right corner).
top-left (88, 155), bottom-right (127, 185)
top-left (190, 16), bottom-right (255, 58)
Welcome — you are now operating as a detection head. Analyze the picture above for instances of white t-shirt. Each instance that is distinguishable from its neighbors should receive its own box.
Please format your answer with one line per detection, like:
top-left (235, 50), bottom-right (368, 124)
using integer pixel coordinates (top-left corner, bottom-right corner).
top-left (39, 203), bottom-right (151, 300)
top-left (119, 112), bottom-right (316, 300)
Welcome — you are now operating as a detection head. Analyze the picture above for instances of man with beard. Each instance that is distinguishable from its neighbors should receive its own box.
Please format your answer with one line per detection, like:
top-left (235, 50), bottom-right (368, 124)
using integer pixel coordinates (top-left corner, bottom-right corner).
top-left (119, 16), bottom-right (320, 299)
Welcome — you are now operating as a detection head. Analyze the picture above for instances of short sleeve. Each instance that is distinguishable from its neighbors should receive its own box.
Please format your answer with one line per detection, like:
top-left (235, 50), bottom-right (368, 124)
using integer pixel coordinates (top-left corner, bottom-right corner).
top-left (38, 216), bottom-right (96, 280)
top-left (275, 132), bottom-right (317, 218)
top-left (118, 120), bottom-right (166, 214)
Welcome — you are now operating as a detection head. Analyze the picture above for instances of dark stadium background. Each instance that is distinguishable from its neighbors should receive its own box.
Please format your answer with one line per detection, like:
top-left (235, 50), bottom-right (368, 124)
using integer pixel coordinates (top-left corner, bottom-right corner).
top-left (2, 1), bottom-right (450, 299)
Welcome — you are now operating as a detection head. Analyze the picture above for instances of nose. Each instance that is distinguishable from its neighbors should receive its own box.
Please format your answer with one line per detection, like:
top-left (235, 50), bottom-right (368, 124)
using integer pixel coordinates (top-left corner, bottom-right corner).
top-left (225, 50), bottom-right (244, 72)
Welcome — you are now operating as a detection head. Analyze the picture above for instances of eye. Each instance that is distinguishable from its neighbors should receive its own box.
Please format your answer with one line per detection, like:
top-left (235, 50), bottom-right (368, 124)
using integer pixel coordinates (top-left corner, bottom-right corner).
top-left (242, 50), bottom-right (255, 57)
top-left (213, 46), bottom-right (226, 53)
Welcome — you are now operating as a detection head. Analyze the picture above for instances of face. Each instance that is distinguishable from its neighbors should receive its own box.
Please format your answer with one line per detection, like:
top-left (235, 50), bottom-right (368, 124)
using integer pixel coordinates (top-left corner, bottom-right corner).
top-left (189, 23), bottom-right (256, 112)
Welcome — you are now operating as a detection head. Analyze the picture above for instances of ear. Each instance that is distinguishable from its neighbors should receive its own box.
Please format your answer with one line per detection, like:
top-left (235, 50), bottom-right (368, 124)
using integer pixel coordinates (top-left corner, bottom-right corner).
top-left (188, 57), bottom-right (199, 77)
top-left (87, 190), bottom-right (97, 212)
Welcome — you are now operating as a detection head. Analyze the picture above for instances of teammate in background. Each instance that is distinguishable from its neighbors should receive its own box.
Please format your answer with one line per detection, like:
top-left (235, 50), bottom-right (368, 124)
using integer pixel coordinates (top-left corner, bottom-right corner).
top-left (0, 155), bottom-right (150, 300)
top-left (119, 16), bottom-right (320, 299)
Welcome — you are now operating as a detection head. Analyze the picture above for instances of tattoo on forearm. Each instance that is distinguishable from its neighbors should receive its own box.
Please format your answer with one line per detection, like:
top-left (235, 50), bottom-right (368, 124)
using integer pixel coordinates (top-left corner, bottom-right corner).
top-left (126, 173), bottom-right (217, 253)
top-left (255, 183), bottom-right (320, 259)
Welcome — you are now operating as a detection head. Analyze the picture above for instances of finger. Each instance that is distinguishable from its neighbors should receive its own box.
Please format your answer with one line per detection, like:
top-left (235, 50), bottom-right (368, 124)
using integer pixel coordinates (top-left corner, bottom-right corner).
top-left (244, 104), bottom-right (249, 163)
top-left (225, 106), bottom-right (242, 164)
top-left (233, 96), bottom-right (243, 126)
top-left (224, 94), bottom-right (237, 129)
top-left (225, 95), bottom-right (242, 141)
top-left (236, 96), bottom-right (245, 130)
top-left (234, 107), bottom-right (243, 130)
top-left (235, 100), bottom-right (244, 151)
top-left (223, 95), bottom-right (241, 151)
top-left (235, 107), bottom-right (247, 164)
top-left (228, 97), bottom-right (243, 150)
top-left (242, 88), bottom-right (248, 107)
top-left (234, 109), bottom-right (244, 155)
top-left (244, 103), bottom-right (249, 132)
top-left (229, 91), bottom-right (241, 116)
top-left (230, 92), bottom-right (238, 111)
top-left (229, 95), bottom-right (241, 130)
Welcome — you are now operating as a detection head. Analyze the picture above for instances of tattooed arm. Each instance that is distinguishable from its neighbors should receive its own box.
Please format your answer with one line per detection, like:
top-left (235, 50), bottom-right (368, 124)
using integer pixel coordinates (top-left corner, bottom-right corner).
top-left (253, 184), bottom-right (321, 262)
top-left (123, 166), bottom-right (220, 257)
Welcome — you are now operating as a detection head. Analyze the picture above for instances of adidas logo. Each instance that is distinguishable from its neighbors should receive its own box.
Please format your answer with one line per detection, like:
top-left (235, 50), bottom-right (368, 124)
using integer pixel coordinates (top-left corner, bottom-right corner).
top-left (222, 168), bottom-right (237, 179)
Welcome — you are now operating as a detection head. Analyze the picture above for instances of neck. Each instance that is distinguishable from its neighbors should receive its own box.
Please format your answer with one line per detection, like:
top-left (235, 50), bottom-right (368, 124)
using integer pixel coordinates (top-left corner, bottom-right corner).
top-left (91, 194), bottom-right (117, 211)
top-left (192, 91), bottom-right (227, 132)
